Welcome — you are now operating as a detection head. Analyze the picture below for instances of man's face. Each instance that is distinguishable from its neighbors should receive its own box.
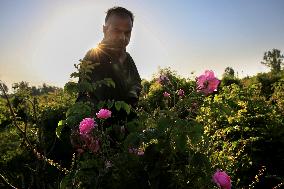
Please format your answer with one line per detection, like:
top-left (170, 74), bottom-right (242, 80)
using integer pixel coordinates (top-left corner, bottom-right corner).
top-left (103, 14), bottom-right (133, 50)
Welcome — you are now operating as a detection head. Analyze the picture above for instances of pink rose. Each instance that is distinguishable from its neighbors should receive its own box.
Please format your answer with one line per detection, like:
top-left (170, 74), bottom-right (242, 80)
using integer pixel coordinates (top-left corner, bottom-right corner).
top-left (128, 148), bottom-right (137, 154)
top-left (96, 108), bottom-right (112, 119)
top-left (79, 118), bottom-right (96, 135)
top-left (212, 169), bottom-right (231, 189)
top-left (196, 70), bottom-right (220, 95)
top-left (81, 134), bottom-right (100, 153)
top-left (129, 148), bottom-right (144, 156)
top-left (76, 148), bottom-right (84, 155)
top-left (157, 75), bottom-right (169, 85)
top-left (137, 149), bottom-right (144, 156)
top-left (79, 132), bottom-right (100, 154)
top-left (177, 89), bottom-right (185, 97)
top-left (163, 91), bottom-right (170, 98)
top-left (88, 138), bottom-right (100, 154)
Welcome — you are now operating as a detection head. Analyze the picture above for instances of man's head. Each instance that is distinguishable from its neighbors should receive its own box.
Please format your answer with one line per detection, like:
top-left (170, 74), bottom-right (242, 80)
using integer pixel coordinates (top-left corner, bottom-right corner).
top-left (102, 7), bottom-right (134, 50)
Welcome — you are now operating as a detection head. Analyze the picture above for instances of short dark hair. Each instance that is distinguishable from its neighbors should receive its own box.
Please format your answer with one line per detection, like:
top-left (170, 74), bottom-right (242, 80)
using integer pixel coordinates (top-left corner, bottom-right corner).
top-left (105, 6), bottom-right (134, 24)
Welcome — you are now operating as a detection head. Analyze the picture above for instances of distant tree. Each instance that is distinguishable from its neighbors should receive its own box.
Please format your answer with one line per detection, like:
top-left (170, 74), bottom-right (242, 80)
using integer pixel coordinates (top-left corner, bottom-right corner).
top-left (12, 81), bottom-right (59, 95)
top-left (31, 86), bottom-right (40, 96)
top-left (222, 67), bottom-right (235, 78)
top-left (12, 81), bottom-right (31, 94)
top-left (221, 67), bottom-right (241, 87)
top-left (261, 49), bottom-right (284, 73)
top-left (39, 83), bottom-right (59, 94)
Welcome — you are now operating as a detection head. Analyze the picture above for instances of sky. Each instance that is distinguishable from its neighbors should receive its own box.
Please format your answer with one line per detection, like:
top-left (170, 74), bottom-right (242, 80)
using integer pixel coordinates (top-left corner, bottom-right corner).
top-left (1, 0), bottom-right (284, 89)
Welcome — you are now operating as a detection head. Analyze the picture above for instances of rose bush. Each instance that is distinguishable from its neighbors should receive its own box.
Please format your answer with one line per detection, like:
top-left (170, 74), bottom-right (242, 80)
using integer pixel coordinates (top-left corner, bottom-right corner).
top-left (1, 63), bottom-right (284, 188)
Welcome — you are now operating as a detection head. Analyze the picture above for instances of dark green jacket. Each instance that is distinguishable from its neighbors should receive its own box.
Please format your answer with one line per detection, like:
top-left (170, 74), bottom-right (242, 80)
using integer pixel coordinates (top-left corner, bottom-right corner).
top-left (76, 47), bottom-right (142, 107)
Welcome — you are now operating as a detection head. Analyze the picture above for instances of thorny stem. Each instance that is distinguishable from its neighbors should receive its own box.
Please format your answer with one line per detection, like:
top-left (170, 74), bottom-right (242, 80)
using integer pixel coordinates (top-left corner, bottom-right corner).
top-left (0, 173), bottom-right (18, 189)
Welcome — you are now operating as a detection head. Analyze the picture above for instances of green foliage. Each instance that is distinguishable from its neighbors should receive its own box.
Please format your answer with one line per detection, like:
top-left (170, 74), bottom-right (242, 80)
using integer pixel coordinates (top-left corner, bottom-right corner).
top-left (197, 83), bottom-right (284, 187)
top-left (220, 67), bottom-right (241, 87)
top-left (59, 67), bottom-right (215, 188)
top-left (114, 101), bottom-right (131, 114)
top-left (1, 64), bottom-right (284, 188)
top-left (62, 96), bottom-right (214, 188)
top-left (65, 60), bottom-right (115, 96)
top-left (141, 79), bottom-right (151, 97)
top-left (256, 71), bottom-right (283, 98)
top-left (271, 79), bottom-right (284, 114)
top-left (140, 67), bottom-right (196, 112)
top-left (220, 76), bottom-right (241, 88)
top-left (0, 86), bottom-right (75, 188)
top-left (0, 98), bottom-right (11, 127)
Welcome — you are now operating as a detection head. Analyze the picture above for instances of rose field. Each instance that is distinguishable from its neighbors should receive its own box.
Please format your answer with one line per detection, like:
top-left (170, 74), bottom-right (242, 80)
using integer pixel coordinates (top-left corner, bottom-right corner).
top-left (1, 51), bottom-right (284, 188)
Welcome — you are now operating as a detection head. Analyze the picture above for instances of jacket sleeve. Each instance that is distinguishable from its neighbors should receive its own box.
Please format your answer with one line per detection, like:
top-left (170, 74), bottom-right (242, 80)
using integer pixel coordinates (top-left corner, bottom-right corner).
top-left (129, 62), bottom-right (142, 98)
top-left (126, 57), bottom-right (142, 107)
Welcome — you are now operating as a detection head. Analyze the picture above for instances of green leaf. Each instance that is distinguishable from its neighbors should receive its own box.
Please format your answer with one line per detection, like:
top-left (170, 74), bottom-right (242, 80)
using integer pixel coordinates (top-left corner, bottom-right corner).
top-left (78, 80), bottom-right (93, 92)
top-left (175, 133), bottom-right (187, 152)
top-left (122, 103), bottom-right (131, 115)
top-left (124, 132), bottom-right (141, 147)
top-left (65, 102), bottom-right (92, 127)
top-left (126, 120), bottom-right (140, 133)
top-left (188, 122), bottom-right (203, 144)
top-left (115, 101), bottom-right (122, 111)
top-left (56, 120), bottom-right (66, 139)
top-left (157, 117), bottom-right (171, 132)
top-left (106, 100), bottom-right (114, 109)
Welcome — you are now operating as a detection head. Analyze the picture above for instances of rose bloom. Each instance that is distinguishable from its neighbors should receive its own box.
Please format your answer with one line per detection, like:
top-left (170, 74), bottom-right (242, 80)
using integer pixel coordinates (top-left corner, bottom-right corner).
top-left (163, 91), bottom-right (170, 98)
top-left (88, 138), bottom-right (100, 154)
top-left (137, 149), bottom-right (144, 156)
top-left (79, 118), bottom-right (96, 135)
top-left (157, 75), bottom-right (169, 85)
top-left (177, 89), bottom-right (185, 97)
top-left (96, 108), bottom-right (112, 119)
top-left (128, 148), bottom-right (137, 154)
top-left (212, 169), bottom-right (231, 189)
top-left (81, 134), bottom-right (100, 154)
top-left (76, 148), bottom-right (84, 155)
top-left (196, 70), bottom-right (220, 95)
top-left (129, 148), bottom-right (144, 156)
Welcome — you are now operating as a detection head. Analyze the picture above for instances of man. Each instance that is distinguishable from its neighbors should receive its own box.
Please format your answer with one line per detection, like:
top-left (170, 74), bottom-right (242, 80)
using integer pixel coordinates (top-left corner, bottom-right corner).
top-left (76, 6), bottom-right (142, 109)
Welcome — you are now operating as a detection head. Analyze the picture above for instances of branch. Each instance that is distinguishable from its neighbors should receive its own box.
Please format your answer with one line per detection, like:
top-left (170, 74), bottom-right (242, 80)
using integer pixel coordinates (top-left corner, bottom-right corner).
top-left (0, 81), bottom-right (33, 148)
top-left (0, 173), bottom-right (18, 189)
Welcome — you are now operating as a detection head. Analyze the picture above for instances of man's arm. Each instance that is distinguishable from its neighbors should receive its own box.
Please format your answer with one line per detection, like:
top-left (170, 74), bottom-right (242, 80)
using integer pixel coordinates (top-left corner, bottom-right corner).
top-left (126, 56), bottom-right (142, 107)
